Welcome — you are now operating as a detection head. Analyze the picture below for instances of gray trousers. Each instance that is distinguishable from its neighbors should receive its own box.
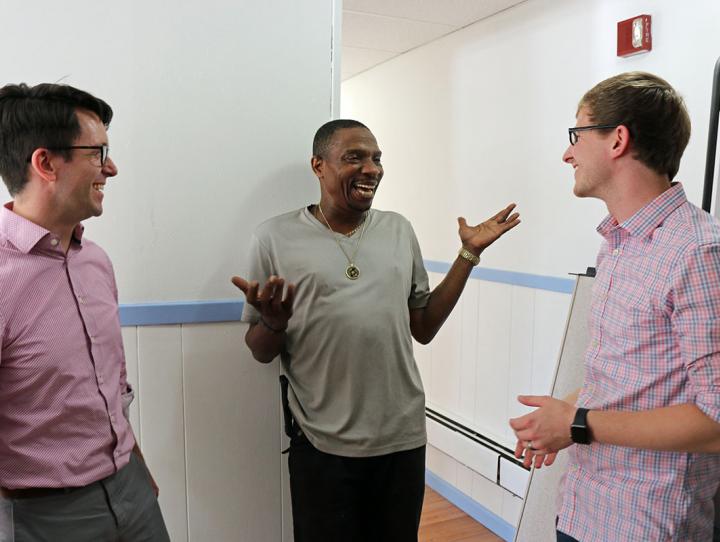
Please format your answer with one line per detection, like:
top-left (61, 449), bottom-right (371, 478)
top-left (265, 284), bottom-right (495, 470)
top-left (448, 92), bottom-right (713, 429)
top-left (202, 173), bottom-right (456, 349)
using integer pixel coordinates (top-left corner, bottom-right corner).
top-left (0, 452), bottom-right (170, 542)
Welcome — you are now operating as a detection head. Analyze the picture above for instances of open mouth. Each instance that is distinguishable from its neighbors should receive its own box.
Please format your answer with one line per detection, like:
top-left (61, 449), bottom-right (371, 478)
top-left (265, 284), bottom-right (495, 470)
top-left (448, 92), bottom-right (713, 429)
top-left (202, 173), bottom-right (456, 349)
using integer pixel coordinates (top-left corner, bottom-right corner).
top-left (93, 183), bottom-right (105, 192)
top-left (351, 181), bottom-right (377, 199)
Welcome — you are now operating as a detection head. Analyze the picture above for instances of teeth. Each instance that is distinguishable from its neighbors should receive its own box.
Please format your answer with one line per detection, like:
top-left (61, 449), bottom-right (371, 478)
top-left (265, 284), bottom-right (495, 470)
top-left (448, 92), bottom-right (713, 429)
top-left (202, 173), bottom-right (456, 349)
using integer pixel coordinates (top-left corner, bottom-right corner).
top-left (93, 184), bottom-right (104, 191)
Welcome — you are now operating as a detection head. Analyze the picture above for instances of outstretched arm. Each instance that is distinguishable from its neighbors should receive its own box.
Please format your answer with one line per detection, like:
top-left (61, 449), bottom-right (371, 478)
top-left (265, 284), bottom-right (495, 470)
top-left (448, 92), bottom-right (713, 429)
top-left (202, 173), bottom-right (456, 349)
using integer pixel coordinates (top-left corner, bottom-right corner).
top-left (410, 203), bottom-right (520, 344)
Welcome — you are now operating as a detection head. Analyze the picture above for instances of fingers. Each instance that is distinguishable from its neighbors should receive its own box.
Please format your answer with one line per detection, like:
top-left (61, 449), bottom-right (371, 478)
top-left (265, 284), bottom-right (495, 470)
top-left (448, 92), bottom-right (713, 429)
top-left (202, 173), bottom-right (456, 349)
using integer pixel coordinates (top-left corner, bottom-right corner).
top-left (517, 395), bottom-right (548, 408)
top-left (491, 203), bottom-right (517, 222)
top-left (231, 276), bottom-right (249, 292)
top-left (544, 452), bottom-right (558, 467)
top-left (457, 217), bottom-right (468, 229)
top-left (282, 283), bottom-right (297, 312)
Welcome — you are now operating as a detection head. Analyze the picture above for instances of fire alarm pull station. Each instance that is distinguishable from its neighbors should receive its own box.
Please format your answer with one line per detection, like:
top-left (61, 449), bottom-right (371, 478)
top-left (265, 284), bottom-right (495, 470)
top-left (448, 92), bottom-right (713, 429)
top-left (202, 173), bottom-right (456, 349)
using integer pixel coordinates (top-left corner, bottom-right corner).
top-left (617, 15), bottom-right (652, 57)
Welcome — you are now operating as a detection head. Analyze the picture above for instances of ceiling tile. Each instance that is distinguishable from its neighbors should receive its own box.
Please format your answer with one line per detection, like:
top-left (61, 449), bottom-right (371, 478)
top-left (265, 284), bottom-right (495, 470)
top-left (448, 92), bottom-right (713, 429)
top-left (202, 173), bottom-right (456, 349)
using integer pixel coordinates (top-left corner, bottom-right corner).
top-left (343, 0), bottom-right (526, 27)
top-left (341, 47), bottom-right (397, 80)
top-left (342, 10), bottom-right (455, 53)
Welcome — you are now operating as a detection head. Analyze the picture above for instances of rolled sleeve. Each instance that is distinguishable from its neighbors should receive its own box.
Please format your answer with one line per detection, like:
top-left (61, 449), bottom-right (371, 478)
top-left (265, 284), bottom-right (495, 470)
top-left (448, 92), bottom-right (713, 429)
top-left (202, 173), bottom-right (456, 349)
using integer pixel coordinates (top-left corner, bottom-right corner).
top-left (672, 244), bottom-right (720, 422)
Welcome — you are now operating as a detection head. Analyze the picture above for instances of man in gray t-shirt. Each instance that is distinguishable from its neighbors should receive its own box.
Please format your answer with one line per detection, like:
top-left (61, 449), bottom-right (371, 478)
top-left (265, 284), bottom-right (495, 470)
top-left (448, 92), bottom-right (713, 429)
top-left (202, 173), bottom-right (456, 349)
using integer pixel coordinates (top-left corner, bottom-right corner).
top-left (232, 119), bottom-right (519, 542)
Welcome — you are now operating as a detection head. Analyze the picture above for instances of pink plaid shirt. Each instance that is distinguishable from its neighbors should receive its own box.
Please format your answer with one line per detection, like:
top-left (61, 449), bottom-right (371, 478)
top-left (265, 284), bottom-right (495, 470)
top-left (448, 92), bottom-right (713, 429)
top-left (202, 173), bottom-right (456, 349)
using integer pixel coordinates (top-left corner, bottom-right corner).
top-left (0, 203), bottom-right (135, 489)
top-left (558, 184), bottom-right (720, 541)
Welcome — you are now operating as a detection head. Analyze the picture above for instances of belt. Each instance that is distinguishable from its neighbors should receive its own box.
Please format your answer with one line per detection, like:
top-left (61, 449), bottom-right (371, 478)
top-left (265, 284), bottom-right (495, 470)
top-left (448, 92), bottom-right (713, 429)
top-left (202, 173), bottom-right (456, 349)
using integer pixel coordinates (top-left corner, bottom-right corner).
top-left (1, 485), bottom-right (86, 500)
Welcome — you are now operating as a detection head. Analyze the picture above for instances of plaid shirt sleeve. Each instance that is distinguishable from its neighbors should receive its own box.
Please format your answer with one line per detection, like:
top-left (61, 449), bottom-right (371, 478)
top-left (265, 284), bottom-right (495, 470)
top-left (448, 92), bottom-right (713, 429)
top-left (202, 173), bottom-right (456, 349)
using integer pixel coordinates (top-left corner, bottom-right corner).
top-left (671, 242), bottom-right (720, 423)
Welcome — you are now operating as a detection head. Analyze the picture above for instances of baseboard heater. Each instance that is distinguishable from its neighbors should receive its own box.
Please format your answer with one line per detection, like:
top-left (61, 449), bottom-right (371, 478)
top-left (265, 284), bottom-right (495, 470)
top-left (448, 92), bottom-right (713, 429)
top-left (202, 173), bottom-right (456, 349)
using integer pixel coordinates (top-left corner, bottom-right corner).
top-left (426, 407), bottom-right (530, 497)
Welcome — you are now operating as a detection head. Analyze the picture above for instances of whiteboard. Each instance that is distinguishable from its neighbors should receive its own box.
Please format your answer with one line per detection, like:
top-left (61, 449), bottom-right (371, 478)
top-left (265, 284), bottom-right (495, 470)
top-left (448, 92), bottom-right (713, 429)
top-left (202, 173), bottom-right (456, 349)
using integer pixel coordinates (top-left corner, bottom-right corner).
top-left (515, 274), bottom-right (593, 542)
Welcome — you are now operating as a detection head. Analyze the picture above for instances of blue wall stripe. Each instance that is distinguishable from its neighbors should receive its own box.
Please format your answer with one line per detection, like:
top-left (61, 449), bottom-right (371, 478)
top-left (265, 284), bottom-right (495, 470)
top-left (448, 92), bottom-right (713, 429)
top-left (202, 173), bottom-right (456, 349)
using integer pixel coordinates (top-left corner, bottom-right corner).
top-left (425, 469), bottom-right (515, 542)
top-left (424, 259), bottom-right (575, 294)
top-left (119, 300), bottom-right (244, 326)
top-left (118, 262), bottom-right (574, 326)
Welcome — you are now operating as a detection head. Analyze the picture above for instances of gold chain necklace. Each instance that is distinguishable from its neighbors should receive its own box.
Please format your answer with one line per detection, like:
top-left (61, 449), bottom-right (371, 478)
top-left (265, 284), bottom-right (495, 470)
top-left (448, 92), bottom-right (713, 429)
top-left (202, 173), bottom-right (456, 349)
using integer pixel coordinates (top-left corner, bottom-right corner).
top-left (317, 205), bottom-right (368, 280)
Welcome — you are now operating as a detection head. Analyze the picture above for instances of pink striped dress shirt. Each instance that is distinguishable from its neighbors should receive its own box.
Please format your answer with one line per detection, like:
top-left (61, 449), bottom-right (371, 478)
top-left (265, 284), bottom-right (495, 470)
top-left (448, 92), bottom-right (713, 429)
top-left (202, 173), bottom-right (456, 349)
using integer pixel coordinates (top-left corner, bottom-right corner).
top-left (0, 203), bottom-right (134, 489)
top-left (558, 184), bottom-right (720, 541)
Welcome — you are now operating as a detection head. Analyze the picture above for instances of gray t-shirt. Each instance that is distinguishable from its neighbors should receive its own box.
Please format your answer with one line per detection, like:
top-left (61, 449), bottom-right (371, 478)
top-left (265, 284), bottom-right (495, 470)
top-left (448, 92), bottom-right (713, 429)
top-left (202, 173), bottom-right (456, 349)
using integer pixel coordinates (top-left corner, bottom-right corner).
top-left (242, 206), bottom-right (430, 457)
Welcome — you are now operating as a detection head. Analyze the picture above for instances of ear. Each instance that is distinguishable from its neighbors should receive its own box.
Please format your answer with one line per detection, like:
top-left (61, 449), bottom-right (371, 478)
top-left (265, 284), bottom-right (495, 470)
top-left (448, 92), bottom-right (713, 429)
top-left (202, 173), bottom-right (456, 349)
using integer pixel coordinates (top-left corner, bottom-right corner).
top-left (29, 148), bottom-right (60, 183)
top-left (310, 155), bottom-right (324, 178)
top-left (609, 125), bottom-right (632, 159)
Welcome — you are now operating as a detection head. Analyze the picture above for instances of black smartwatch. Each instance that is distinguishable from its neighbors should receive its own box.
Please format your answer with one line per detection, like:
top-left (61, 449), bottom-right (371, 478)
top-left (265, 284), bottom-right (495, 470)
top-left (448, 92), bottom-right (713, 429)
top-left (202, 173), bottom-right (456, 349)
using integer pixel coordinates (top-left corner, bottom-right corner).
top-left (570, 407), bottom-right (592, 445)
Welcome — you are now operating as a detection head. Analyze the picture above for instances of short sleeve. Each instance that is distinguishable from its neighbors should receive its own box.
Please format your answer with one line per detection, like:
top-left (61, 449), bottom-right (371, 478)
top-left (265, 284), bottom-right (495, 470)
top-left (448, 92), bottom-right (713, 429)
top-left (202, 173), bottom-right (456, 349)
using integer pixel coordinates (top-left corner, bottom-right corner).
top-left (407, 224), bottom-right (430, 309)
top-left (240, 232), bottom-right (275, 324)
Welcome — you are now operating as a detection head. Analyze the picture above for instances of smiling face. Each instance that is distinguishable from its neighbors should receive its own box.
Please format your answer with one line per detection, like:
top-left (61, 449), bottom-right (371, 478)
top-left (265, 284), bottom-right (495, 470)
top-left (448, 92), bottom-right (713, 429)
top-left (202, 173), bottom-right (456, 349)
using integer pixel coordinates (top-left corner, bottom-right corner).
top-left (562, 106), bottom-right (613, 200)
top-left (53, 109), bottom-right (118, 224)
top-left (312, 127), bottom-right (383, 216)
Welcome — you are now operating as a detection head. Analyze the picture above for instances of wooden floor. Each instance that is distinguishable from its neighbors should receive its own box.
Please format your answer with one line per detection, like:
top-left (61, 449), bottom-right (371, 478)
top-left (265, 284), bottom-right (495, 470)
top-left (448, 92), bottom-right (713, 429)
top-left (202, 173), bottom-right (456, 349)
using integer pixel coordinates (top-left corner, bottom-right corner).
top-left (419, 487), bottom-right (503, 542)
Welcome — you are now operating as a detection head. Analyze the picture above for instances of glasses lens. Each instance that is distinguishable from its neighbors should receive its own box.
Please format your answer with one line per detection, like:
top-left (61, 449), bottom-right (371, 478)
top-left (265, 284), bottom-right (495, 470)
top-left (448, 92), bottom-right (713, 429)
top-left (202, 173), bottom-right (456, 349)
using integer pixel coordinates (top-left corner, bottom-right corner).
top-left (101, 145), bottom-right (109, 166)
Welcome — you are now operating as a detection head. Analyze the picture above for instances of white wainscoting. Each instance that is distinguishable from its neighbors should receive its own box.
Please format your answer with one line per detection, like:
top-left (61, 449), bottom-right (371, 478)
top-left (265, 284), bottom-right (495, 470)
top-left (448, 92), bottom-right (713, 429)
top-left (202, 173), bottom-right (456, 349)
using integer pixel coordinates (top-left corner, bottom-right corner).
top-left (121, 322), bottom-right (284, 542)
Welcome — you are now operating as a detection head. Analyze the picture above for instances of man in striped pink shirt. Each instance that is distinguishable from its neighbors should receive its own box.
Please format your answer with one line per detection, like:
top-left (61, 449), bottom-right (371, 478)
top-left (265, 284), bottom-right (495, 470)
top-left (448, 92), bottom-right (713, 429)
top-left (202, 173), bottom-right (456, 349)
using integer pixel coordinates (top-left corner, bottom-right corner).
top-left (0, 84), bottom-right (169, 541)
top-left (510, 72), bottom-right (720, 541)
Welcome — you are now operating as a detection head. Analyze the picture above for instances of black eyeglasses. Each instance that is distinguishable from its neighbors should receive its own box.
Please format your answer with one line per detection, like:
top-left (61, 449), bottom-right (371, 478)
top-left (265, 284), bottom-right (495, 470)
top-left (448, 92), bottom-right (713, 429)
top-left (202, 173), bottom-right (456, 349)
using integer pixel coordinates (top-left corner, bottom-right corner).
top-left (27, 145), bottom-right (110, 167)
top-left (568, 125), bottom-right (618, 145)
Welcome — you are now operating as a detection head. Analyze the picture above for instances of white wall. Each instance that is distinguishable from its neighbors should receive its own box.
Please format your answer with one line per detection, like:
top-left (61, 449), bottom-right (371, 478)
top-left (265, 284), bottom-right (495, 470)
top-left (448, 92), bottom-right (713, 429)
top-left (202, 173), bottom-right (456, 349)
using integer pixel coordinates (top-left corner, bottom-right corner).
top-left (2, 2), bottom-right (338, 541)
top-left (341, 0), bottom-right (720, 532)
top-left (1, 0), bottom-right (335, 303)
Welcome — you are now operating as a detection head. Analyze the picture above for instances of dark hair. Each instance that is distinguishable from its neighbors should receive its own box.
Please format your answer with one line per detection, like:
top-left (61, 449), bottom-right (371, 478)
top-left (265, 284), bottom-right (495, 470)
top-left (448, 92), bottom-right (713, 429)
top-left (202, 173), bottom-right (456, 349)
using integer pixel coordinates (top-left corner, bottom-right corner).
top-left (312, 119), bottom-right (369, 157)
top-left (0, 83), bottom-right (113, 195)
top-left (580, 72), bottom-right (690, 181)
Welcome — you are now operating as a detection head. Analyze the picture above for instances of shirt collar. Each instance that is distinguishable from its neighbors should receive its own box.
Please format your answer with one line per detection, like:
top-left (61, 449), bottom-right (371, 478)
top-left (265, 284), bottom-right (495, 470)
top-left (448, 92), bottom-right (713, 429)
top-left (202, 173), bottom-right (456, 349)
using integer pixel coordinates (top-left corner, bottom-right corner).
top-left (597, 182), bottom-right (687, 240)
top-left (0, 202), bottom-right (84, 254)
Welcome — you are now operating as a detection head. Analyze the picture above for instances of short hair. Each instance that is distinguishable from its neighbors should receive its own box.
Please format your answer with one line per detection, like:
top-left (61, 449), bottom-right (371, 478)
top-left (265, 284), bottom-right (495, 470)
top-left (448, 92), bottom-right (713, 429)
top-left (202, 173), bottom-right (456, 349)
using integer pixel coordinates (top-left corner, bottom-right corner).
top-left (0, 83), bottom-right (113, 196)
top-left (579, 72), bottom-right (690, 181)
top-left (312, 119), bottom-right (369, 158)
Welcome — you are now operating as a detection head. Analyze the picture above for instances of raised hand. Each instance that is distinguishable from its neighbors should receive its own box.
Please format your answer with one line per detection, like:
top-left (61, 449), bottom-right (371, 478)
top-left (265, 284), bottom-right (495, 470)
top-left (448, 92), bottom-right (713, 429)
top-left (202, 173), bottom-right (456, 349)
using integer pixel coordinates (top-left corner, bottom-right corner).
top-left (231, 275), bottom-right (296, 331)
top-left (458, 203), bottom-right (520, 255)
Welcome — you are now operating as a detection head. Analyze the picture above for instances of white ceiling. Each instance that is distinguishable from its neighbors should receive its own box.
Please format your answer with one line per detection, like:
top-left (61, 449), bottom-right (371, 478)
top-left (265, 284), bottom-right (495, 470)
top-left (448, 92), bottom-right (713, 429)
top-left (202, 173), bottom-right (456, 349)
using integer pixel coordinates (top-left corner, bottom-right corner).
top-left (341, 0), bottom-right (527, 80)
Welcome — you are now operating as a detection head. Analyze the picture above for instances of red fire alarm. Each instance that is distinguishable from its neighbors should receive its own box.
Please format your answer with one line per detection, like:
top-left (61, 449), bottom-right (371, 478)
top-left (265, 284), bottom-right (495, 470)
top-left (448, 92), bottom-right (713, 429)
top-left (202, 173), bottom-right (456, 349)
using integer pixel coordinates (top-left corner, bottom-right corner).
top-left (617, 15), bottom-right (652, 57)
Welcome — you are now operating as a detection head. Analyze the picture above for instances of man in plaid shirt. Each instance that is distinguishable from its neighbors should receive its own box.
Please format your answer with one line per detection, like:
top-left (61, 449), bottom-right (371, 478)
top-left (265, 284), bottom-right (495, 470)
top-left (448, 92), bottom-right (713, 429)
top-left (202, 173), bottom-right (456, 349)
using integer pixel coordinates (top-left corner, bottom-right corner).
top-left (510, 72), bottom-right (720, 541)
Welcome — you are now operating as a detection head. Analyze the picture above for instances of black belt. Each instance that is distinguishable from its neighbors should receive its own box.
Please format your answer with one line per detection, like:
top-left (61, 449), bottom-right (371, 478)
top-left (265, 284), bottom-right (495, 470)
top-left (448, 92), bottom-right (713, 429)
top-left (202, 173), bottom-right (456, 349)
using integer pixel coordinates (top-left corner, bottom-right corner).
top-left (1, 485), bottom-right (87, 500)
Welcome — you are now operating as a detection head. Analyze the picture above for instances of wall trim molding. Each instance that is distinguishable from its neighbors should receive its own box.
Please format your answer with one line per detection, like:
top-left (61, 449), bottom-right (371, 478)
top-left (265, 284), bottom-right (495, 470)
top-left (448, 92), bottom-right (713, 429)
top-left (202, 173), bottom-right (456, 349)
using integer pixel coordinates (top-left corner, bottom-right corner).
top-left (118, 263), bottom-right (573, 326)
top-left (119, 300), bottom-right (244, 326)
top-left (425, 469), bottom-right (515, 542)
top-left (424, 260), bottom-right (575, 294)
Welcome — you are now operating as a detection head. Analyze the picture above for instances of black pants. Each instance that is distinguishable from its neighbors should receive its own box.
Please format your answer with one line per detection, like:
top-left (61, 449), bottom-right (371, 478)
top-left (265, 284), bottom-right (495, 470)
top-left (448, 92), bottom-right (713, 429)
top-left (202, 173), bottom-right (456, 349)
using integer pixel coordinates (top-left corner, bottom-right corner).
top-left (288, 433), bottom-right (426, 542)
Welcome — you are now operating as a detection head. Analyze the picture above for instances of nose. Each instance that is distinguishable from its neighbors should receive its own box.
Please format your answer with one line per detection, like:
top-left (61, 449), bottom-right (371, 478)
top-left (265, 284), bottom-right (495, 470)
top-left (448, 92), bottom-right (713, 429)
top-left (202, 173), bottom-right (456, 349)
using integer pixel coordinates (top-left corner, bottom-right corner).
top-left (361, 158), bottom-right (382, 177)
top-left (103, 156), bottom-right (118, 177)
top-left (562, 145), bottom-right (574, 164)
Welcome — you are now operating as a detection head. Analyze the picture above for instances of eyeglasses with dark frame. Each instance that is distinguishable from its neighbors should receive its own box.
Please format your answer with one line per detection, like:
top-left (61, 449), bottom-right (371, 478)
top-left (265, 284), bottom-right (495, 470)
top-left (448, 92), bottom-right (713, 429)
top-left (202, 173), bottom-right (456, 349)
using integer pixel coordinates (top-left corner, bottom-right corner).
top-left (27, 145), bottom-right (110, 167)
top-left (568, 125), bottom-right (619, 145)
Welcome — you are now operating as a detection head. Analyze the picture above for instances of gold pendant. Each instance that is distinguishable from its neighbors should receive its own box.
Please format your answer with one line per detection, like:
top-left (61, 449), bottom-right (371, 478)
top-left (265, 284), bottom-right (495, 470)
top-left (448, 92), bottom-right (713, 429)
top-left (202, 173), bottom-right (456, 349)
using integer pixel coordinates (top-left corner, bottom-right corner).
top-left (345, 264), bottom-right (360, 280)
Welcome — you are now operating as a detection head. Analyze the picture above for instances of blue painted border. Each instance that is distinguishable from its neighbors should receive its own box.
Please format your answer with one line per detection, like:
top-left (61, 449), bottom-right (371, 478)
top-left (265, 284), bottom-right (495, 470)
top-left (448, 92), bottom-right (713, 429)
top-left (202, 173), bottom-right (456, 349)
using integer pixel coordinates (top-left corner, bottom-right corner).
top-left (119, 300), bottom-right (244, 326)
top-left (425, 469), bottom-right (515, 542)
top-left (424, 259), bottom-right (575, 294)
top-left (118, 262), bottom-right (574, 326)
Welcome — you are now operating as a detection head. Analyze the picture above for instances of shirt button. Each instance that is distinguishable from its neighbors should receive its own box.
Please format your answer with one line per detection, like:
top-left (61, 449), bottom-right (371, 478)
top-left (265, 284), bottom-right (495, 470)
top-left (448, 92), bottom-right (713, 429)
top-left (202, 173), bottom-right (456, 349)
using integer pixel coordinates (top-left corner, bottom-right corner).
top-left (77, 296), bottom-right (84, 304)
top-left (110, 414), bottom-right (115, 422)
top-left (50, 239), bottom-right (59, 247)
top-left (98, 376), bottom-right (104, 384)
top-left (612, 248), bottom-right (619, 256)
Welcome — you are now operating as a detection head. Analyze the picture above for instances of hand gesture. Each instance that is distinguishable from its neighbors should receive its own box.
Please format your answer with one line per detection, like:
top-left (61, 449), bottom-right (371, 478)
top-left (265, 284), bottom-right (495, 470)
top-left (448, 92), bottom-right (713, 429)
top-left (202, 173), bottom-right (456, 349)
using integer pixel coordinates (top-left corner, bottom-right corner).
top-left (458, 203), bottom-right (520, 255)
top-left (513, 439), bottom-right (558, 470)
top-left (509, 395), bottom-right (575, 469)
top-left (231, 275), bottom-right (296, 331)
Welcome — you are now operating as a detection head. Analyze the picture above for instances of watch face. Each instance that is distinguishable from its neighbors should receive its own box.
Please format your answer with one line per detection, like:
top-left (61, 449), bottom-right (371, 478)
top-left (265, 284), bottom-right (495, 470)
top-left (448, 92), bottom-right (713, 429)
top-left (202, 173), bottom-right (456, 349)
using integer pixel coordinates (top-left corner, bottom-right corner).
top-left (571, 424), bottom-right (590, 445)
